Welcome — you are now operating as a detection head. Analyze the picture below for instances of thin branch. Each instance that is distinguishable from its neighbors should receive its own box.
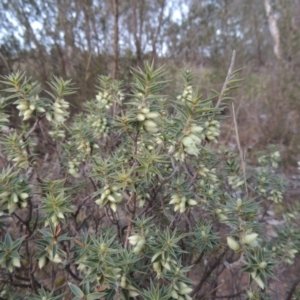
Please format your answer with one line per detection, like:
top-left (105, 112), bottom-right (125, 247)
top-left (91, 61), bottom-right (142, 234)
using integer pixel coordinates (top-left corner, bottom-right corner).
top-left (0, 51), bottom-right (11, 73)
top-left (232, 103), bottom-right (248, 195)
top-left (24, 114), bottom-right (45, 140)
top-left (191, 247), bottom-right (228, 297)
top-left (206, 290), bottom-right (245, 299)
top-left (286, 276), bottom-right (300, 300)
top-left (215, 50), bottom-right (236, 108)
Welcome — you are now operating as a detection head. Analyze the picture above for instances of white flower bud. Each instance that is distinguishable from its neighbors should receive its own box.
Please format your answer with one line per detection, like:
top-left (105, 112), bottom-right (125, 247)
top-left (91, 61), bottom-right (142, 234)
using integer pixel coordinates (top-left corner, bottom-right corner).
top-left (19, 193), bottom-right (29, 200)
top-left (146, 112), bottom-right (160, 119)
top-left (179, 286), bottom-right (193, 295)
top-left (182, 136), bottom-right (194, 147)
top-left (189, 133), bottom-right (201, 143)
top-left (37, 106), bottom-right (46, 113)
top-left (0, 191), bottom-right (10, 199)
top-left (171, 290), bottom-right (179, 299)
top-left (144, 120), bottom-right (158, 132)
top-left (179, 201), bottom-right (186, 213)
top-left (23, 109), bottom-right (33, 118)
top-left (169, 194), bottom-right (181, 205)
top-left (39, 257), bottom-right (46, 269)
top-left (243, 233), bottom-right (258, 245)
top-left (128, 290), bottom-right (139, 297)
top-left (54, 114), bottom-right (65, 123)
top-left (128, 234), bottom-right (141, 245)
top-left (174, 204), bottom-right (180, 212)
top-left (187, 199), bottom-right (197, 206)
top-left (12, 193), bottom-right (19, 203)
top-left (53, 102), bottom-right (62, 108)
top-left (259, 261), bottom-right (267, 269)
top-left (144, 120), bottom-right (157, 129)
top-left (51, 254), bottom-right (62, 263)
top-left (110, 202), bottom-right (117, 212)
top-left (162, 261), bottom-right (171, 271)
top-left (107, 194), bottom-right (116, 202)
top-left (20, 201), bottom-right (28, 208)
top-left (16, 103), bottom-right (29, 111)
top-left (227, 236), bottom-right (240, 251)
top-left (168, 145), bottom-right (175, 154)
top-left (191, 125), bottom-right (204, 133)
top-left (46, 112), bottom-right (52, 121)
top-left (251, 273), bottom-right (265, 289)
top-left (137, 113), bottom-right (146, 121)
top-left (57, 212), bottom-right (65, 219)
top-left (12, 257), bottom-right (21, 267)
top-left (141, 107), bottom-right (150, 114)
top-left (120, 275), bottom-right (127, 288)
top-left (153, 261), bottom-right (161, 273)
top-left (133, 238), bottom-right (146, 253)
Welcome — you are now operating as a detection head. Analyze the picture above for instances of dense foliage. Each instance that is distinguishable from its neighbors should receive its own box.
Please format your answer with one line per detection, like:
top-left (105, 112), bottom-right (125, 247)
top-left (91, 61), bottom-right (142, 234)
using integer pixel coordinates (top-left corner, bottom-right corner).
top-left (0, 61), bottom-right (299, 300)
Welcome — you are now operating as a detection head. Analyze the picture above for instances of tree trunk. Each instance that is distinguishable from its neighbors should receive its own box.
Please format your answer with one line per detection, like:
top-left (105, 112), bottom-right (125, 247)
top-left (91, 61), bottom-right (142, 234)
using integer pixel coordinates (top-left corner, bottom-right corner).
top-left (264, 0), bottom-right (281, 60)
top-left (112, 0), bottom-right (119, 79)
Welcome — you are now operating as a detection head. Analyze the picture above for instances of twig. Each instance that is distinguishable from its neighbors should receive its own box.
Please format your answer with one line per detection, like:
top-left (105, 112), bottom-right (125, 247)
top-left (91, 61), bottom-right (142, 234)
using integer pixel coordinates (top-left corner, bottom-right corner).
top-left (206, 290), bottom-right (245, 299)
top-left (191, 247), bottom-right (228, 297)
top-left (215, 50), bottom-right (236, 109)
top-left (199, 283), bottom-right (224, 300)
top-left (74, 196), bottom-right (90, 220)
top-left (65, 264), bottom-right (82, 282)
top-left (285, 274), bottom-right (300, 300)
top-left (124, 192), bottom-right (137, 249)
top-left (224, 253), bottom-right (247, 270)
top-left (232, 103), bottom-right (248, 195)
top-left (24, 114), bottom-right (45, 140)
top-left (0, 51), bottom-right (11, 73)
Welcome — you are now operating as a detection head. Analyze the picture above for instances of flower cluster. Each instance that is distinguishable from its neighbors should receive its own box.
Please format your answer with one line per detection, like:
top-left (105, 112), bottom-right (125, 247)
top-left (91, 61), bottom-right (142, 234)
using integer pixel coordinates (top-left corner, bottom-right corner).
top-left (96, 91), bottom-right (113, 109)
top-left (15, 95), bottom-right (45, 121)
top-left (136, 193), bottom-right (150, 207)
top-left (87, 114), bottom-right (109, 139)
top-left (136, 105), bottom-right (160, 133)
top-left (76, 140), bottom-right (93, 156)
top-left (177, 85), bottom-right (193, 102)
top-left (181, 125), bottom-right (203, 156)
top-left (198, 164), bottom-right (218, 183)
top-left (170, 282), bottom-right (193, 300)
top-left (0, 168), bottom-right (30, 213)
top-left (95, 185), bottom-right (122, 212)
top-left (49, 126), bottom-right (66, 140)
top-left (215, 208), bottom-right (228, 221)
top-left (67, 158), bottom-right (81, 177)
top-left (203, 120), bottom-right (220, 142)
top-left (120, 274), bottom-right (139, 297)
top-left (0, 190), bottom-right (28, 213)
top-left (267, 189), bottom-right (283, 203)
top-left (227, 232), bottom-right (259, 251)
top-left (46, 98), bottom-right (69, 124)
top-left (169, 194), bottom-right (197, 213)
top-left (128, 234), bottom-right (146, 253)
top-left (151, 251), bottom-right (177, 277)
top-left (258, 150), bottom-right (280, 168)
top-left (227, 175), bottom-right (244, 189)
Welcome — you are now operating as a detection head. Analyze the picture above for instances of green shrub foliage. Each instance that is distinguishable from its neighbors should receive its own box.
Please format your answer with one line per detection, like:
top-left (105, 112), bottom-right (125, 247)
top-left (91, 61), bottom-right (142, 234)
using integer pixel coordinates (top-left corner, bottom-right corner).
top-left (0, 62), bottom-right (298, 299)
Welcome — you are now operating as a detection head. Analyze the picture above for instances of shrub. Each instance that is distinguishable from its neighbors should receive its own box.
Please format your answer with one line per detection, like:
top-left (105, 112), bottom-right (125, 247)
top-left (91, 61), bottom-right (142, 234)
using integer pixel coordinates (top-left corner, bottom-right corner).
top-left (0, 61), bottom-right (298, 299)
